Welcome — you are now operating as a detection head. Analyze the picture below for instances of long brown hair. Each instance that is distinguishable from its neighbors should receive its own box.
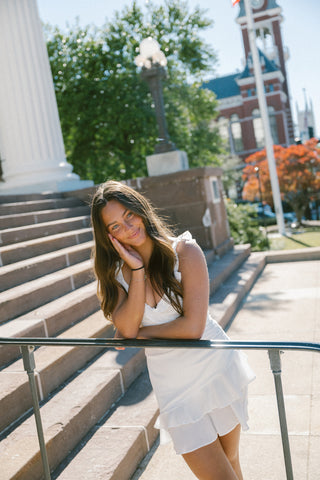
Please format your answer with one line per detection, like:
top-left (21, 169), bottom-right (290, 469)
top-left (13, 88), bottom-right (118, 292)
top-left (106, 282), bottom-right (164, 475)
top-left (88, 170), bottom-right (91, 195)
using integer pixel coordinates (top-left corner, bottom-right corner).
top-left (91, 180), bottom-right (183, 319)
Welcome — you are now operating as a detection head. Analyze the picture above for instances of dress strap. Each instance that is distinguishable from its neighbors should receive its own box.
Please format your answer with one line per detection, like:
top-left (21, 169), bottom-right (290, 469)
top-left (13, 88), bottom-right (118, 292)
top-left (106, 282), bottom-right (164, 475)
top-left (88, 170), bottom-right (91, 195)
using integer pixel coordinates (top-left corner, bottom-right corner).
top-left (171, 231), bottom-right (194, 272)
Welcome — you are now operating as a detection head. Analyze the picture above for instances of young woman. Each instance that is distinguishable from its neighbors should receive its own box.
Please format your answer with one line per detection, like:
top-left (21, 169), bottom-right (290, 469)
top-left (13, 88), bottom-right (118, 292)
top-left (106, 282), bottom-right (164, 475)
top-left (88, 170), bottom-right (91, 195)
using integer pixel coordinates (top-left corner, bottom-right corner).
top-left (91, 180), bottom-right (255, 480)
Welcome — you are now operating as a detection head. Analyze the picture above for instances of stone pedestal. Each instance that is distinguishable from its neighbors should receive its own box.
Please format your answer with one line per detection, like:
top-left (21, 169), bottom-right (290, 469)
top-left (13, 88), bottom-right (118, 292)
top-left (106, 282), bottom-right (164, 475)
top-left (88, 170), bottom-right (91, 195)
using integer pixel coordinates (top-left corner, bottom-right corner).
top-left (131, 167), bottom-right (232, 254)
top-left (146, 150), bottom-right (189, 177)
top-left (0, 0), bottom-right (93, 194)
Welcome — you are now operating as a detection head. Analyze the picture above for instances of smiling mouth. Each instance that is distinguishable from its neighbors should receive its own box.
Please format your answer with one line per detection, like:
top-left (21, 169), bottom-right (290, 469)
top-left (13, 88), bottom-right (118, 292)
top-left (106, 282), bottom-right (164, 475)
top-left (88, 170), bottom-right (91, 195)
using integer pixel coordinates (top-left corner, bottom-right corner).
top-left (129, 229), bottom-right (139, 239)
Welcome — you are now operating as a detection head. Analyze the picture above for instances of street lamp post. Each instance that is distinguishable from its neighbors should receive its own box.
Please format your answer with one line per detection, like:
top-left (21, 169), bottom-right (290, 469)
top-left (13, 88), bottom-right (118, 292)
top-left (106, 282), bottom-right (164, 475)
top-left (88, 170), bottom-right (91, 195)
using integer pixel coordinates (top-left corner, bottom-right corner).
top-left (243, 0), bottom-right (285, 235)
top-left (135, 37), bottom-right (176, 154)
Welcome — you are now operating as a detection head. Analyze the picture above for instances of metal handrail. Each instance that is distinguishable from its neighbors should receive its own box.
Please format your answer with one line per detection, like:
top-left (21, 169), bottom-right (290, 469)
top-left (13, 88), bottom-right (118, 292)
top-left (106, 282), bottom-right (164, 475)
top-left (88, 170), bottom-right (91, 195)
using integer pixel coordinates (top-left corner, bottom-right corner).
top-left (1, 337), bottom-right (319, 351)
top-left (1, 337), bottom-right (319, 480)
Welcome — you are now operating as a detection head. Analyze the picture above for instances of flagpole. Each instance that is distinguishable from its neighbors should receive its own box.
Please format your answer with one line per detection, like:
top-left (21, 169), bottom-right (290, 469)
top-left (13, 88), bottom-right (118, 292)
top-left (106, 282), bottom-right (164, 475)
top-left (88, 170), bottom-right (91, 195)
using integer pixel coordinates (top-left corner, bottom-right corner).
top-left (243, 0), bottom-right (285, 235)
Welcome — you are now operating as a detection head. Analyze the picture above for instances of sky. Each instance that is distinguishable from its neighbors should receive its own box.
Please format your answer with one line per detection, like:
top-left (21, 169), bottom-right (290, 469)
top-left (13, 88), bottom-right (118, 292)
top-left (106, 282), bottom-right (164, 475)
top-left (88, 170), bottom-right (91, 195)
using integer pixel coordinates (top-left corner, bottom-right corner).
top-left (38, 0), bottom-right (320, 137)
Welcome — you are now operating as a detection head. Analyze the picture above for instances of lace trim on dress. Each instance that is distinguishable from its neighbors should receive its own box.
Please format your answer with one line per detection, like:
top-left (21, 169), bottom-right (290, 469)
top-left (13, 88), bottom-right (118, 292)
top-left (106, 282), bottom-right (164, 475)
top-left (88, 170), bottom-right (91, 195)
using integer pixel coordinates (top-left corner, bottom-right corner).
top-left (170, 231), bottom-right (197, 284)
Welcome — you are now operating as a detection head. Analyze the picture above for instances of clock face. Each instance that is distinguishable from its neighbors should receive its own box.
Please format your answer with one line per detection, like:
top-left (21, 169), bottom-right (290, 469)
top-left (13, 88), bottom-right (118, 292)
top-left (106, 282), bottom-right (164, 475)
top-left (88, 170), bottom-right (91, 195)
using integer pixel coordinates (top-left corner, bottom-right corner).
top-left (251, 0), bottom-right (264, 9)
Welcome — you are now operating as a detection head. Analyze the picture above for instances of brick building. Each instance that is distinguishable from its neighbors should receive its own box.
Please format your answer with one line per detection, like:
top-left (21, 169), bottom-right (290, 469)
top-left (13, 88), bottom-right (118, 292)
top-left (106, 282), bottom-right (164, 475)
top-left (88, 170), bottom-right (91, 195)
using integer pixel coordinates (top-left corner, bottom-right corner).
top-left (203, 0), bottom-right (295, 162)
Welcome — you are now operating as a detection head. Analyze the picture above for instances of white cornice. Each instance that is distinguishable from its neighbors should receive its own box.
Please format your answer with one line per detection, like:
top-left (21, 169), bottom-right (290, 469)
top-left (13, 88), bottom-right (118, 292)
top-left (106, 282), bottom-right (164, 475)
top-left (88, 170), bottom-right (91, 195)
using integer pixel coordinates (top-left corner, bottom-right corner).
top-left (239, 15), bottom-right (283, 29)
top-left (236, 8), bottom-right (282, 25)
top-left (218, 96), bottom-right (243, 110)
top-left (242, 90), bottom-right (286, 102)
top-left (236, 70), bottom-right (284, 86)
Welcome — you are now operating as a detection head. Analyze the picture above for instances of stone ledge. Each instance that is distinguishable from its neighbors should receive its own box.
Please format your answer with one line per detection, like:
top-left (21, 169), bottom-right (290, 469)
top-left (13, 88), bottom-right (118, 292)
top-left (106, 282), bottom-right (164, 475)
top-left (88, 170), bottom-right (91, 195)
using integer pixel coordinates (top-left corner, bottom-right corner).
top-left (265, 246), bottom-right (320, 263)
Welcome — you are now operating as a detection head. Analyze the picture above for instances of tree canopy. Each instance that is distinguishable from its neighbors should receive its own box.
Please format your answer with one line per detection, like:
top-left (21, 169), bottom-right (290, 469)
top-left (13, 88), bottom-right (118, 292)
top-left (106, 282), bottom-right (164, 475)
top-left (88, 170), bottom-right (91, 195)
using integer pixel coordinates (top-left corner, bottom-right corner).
top-left (44, 0), bottom-right (222, 184)
top-left (242, 139), bottom-right (320, 223)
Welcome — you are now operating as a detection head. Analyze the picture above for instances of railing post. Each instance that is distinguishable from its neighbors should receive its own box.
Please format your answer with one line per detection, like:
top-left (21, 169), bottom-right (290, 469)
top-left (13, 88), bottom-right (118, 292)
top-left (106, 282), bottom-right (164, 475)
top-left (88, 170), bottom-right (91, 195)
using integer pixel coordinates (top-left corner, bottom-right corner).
top-left (20, 346), bottom-right (51, 480)
top-left (268, 349), bottom-right (294, 480)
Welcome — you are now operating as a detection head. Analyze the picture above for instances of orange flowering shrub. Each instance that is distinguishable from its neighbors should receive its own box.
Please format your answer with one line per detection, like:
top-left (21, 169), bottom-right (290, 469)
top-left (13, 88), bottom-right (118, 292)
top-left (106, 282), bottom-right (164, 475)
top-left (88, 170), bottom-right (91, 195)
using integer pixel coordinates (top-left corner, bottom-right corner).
top-left (242, 139), bottom-right (320, 223)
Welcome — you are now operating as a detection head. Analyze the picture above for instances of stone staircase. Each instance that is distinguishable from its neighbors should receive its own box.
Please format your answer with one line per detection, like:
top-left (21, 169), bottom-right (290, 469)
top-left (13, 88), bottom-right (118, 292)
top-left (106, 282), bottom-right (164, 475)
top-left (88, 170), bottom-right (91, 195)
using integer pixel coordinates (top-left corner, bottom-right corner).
top-left (0, 191), bottom-right (263, 480)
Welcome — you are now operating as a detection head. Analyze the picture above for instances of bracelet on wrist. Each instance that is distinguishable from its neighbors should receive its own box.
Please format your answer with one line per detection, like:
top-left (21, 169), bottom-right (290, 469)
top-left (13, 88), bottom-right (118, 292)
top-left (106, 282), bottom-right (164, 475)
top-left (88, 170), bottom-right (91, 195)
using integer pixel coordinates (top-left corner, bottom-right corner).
top-left (131, 265), bottom-right (145, 271)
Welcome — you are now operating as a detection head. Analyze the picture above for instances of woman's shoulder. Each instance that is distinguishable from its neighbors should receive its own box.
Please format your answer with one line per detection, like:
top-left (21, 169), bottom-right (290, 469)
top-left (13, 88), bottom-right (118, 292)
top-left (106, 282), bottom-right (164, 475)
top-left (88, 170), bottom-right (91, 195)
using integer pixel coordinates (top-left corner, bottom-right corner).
top-left (173, 231), bottom-right (203, 261)
top-left (171, 231), bottom-right (196, 250)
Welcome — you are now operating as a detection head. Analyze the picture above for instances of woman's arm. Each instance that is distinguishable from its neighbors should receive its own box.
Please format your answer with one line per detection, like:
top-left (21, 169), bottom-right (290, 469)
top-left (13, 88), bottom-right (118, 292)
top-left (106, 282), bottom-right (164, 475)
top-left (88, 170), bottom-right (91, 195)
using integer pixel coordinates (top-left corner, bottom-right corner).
top-left (109, 235), bottom-right (146, 338)
top-left (138, 240), bottom-right (209, 340)
top-left (112, 268), bottom-right (146, 338)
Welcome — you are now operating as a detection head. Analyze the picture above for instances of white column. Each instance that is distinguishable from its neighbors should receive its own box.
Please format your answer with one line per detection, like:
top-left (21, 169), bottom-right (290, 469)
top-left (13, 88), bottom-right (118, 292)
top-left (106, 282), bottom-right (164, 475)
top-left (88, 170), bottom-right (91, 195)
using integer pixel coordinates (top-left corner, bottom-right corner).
top-left (0, 0), bottom-right (92, 194)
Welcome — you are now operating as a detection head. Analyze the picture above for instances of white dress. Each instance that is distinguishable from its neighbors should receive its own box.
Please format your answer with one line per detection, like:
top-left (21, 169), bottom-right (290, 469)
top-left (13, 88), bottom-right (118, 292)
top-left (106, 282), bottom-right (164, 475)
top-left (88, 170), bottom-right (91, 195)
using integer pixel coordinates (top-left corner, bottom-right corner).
top-left (115, 231), bottom-right (255, 454)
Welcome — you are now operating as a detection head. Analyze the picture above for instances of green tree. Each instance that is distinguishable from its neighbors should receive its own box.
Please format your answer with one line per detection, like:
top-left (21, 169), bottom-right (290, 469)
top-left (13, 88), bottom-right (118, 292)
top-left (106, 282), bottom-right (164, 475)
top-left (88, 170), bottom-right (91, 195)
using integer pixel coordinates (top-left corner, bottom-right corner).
top-left (225, 199), bottom-right (269, 251)
top-left (44, 0), bottom-right (222, 184)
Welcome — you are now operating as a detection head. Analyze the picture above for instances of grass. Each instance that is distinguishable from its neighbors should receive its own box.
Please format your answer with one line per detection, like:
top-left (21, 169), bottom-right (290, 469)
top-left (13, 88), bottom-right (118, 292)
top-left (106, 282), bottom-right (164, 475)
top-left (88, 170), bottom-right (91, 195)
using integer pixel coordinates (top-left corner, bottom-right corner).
top-left (268, 228), bottom-right (320, 251)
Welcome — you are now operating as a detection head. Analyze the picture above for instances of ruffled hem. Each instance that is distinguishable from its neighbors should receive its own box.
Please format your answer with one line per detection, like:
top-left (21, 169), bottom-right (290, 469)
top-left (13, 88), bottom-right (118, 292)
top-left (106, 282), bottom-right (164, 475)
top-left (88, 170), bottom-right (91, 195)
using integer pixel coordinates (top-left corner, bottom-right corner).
top-left (155, 386), bottom-right (250, 452)
top-left (155, 351), bottom-right (255, 431)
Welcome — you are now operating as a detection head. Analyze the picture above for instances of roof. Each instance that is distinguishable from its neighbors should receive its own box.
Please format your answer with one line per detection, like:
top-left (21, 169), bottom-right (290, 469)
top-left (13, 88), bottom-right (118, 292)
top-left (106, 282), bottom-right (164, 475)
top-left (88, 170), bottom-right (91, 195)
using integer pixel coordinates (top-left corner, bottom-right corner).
top-left (201, 49), bottom-right (280, 100)
top-left (201, 74), bottom-right (240, 99)
top-left (238, 49), bottom-right (280, 79)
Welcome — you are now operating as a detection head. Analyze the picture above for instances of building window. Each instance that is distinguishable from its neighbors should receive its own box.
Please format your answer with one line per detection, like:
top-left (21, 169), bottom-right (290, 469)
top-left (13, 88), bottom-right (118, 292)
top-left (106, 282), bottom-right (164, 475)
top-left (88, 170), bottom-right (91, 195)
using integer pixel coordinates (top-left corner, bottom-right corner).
top-left (252, 108), bottom-right (265, 149)
top-left (230, 114), bottom-right (244, 153)
top-left (247, 89), bottom-right (252, 97)
top-left (269, 84), bottom-right (274, 92)
top-left (268, 106), bottom-right (279, 144)
top-left (217, 116), bottom-right (230, 150)
top-left (252, 107), bottom-right (279, 148)
top-left (210, 177), bottom-right (221, 204)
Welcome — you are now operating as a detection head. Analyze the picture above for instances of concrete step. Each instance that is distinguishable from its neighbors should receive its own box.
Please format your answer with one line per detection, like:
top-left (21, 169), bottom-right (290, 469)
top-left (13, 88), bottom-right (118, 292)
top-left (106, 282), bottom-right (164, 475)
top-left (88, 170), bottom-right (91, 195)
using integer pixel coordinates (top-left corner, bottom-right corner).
top-left (0, 310), bottom-right (114, 433)
top-left (0, 192), bottom-right (63, 204)
top-left (0, 347), bottom-right (146, 480)
top-left (209, 252), bottom-right (266, 330)
top-left (0, 241), bottom-right (93, 291)
top-left (208, 243), bottom-right (251, 295)
top-left (55, 370), bottom-right (159, 480)
top-left (0, 197), bottom-right (84, 216)
top-left (0, 228), bottom-right (93, 266)
top-left (0, 215), bottom-right (91, 246)
top-left (0, 260), bottom-right (95, 324)
top-left (0, 205), bottom-right (90, 229)
top-left (0, 282), bottom-right (99, 368)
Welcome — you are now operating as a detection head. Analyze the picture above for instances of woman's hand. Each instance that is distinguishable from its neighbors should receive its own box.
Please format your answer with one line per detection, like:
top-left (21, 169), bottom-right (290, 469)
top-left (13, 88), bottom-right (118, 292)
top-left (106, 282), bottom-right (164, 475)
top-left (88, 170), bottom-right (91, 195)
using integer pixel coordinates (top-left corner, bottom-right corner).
top-left (113, 328), bottom-right (125, 350)
top-left (108, 234), bottom-right (143, 270)
top-left (137, 327), bottom-right (149, 339)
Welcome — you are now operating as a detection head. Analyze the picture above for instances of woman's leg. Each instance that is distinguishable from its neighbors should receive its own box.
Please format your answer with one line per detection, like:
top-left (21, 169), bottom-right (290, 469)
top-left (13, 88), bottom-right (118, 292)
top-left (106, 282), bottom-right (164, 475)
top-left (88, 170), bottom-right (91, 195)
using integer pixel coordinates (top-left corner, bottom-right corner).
top-left (219, 424), bottom-right (243, 480)
top-left (181, 437), bottom-right (239, 480)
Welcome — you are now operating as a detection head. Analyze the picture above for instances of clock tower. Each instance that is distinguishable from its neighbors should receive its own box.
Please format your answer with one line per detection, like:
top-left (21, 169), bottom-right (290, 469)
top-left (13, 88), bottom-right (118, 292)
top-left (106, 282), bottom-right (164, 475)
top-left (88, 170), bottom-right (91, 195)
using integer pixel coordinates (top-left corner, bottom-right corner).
top-left (236, 0), bottom-right (295, 142)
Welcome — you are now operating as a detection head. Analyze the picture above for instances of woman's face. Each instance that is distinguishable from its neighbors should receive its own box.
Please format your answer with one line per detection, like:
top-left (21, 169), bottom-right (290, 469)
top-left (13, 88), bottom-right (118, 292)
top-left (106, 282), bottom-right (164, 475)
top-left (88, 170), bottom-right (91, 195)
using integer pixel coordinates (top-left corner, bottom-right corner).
top-left (101, 199), bottom-right (148, 247)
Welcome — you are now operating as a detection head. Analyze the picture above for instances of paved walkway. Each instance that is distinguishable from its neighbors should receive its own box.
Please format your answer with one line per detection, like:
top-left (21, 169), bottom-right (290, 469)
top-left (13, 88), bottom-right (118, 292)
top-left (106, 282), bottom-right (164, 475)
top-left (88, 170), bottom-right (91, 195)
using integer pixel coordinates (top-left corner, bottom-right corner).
top-left (132, 258), bottom-right (320, 479)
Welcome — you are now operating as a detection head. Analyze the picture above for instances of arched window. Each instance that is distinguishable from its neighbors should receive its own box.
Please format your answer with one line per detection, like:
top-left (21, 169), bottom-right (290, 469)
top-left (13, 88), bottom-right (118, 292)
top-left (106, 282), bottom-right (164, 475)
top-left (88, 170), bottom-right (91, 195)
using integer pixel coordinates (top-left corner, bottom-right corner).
top-left (268, 106), bottom-right (279, 144)
top-left (252, 107), bottom-right (279, 148)
top-left (217, 116), bottom-right (229, 142)
top-left (252, 108), bottom-right (264, 148)
top-left (230, 114), bottom-right (243, 152)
